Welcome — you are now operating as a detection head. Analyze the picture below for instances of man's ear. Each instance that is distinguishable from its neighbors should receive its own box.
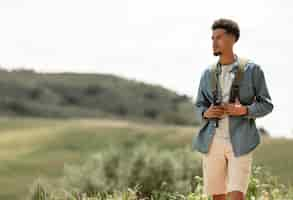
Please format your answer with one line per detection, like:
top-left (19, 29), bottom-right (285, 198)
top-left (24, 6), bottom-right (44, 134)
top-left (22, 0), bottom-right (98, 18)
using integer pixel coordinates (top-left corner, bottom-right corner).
top-left (228, 33), bottom-right (236, 44)
top-left (233, 35), bottom-right (237, 44)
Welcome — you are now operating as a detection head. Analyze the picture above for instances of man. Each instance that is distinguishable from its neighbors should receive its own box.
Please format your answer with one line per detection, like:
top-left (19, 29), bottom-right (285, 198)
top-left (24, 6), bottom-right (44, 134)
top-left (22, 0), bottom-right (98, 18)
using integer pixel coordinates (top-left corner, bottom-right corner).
top-left (192, 18), bottom-right (274, 200)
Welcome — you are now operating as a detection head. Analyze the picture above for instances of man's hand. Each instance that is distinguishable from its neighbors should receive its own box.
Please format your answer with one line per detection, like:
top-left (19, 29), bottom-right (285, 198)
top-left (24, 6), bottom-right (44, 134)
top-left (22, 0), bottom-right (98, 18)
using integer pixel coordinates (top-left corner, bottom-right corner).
top-left (203, 104), bottom-right (225, 119)
top-left (224, 98), bottom-right (248, 116)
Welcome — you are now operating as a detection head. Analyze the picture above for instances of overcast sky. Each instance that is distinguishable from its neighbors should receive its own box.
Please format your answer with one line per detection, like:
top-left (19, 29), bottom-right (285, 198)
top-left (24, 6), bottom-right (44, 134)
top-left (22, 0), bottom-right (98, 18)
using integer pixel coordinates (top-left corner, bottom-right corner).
top-left (0, 0), bottom-right (292, 138)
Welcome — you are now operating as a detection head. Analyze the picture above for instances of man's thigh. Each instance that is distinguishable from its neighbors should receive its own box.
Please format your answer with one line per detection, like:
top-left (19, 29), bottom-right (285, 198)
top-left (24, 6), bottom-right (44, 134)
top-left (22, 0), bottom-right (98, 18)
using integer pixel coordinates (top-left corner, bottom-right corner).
top-left (201, 138), bottom-right (228, 195)
top-left (226, 148), bottom-right (254, 194)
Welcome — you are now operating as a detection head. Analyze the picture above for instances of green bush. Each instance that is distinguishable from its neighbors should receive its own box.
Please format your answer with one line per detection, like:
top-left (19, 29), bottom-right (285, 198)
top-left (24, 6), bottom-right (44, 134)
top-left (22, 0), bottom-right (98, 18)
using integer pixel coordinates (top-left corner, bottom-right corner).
top-left (247, 164), bottom-right (293, 199)
top-left (28, 144), bottom-right (201, 199)
top-left (28, 145), bottom-right (293, 200)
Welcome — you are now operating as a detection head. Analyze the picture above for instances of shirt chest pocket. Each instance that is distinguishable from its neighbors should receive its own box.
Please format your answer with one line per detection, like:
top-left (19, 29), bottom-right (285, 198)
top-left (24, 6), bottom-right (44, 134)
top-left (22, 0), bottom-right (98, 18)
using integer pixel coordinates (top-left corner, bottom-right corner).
top-left (239, 83), bottom-right (255, 105)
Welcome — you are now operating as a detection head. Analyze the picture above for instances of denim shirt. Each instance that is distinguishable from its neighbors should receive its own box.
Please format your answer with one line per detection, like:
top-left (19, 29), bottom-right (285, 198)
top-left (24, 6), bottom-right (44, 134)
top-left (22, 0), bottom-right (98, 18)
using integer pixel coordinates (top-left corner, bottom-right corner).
top-left (191, 57), bottom-right (274, 157)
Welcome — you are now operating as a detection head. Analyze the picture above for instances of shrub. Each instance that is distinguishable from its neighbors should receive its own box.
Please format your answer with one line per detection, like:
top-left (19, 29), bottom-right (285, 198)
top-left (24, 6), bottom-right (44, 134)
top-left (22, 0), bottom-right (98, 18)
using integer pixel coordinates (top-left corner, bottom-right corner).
top-left (28, 146), bottom-right (293, 200)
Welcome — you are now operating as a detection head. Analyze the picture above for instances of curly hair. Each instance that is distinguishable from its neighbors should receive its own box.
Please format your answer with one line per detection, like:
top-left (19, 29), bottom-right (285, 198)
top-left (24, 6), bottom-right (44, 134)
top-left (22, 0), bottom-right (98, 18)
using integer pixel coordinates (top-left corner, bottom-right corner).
top-left (211, 18), bottom-right (240, 42)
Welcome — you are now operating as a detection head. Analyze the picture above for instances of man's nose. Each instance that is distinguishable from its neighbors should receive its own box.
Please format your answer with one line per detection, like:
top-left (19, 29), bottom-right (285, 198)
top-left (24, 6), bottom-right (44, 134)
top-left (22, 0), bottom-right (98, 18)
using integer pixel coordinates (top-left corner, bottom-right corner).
top-left (212, 41), bottom-right (217, 48)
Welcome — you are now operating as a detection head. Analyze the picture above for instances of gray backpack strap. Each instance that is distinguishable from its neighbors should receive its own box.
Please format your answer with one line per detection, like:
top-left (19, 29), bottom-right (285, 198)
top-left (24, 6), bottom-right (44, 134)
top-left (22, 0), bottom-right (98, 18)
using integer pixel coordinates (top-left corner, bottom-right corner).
top-left (235, 57), bottom-right (248, 84)
top-left (211, 63), bottom-right (218, 94)
top-left (229, 57), bottom-right (249, 103)
top-left (211, 62), bottom-right (221, 106)
top-left (210, 62), bottom-right (221, 127)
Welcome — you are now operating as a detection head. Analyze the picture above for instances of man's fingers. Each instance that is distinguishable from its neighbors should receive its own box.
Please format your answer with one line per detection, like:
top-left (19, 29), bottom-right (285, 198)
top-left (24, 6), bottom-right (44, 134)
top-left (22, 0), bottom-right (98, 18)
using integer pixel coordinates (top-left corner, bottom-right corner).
top-left (211, 106), bottom-right (225, 112)
top-left (209, 111), bottom-right (224, 118)
top-left (211, 109), bottom-right (224, 114)
top-left (226, 108), bottom-right (236, 114)
top-left (212, 105), bottom-right (224, 109)
top-left (205, 110), bottom-right (224, 118)
top-left (226, 110), bottom-right (235, 115)
top-left (226, 104), bottom-right (238, 111)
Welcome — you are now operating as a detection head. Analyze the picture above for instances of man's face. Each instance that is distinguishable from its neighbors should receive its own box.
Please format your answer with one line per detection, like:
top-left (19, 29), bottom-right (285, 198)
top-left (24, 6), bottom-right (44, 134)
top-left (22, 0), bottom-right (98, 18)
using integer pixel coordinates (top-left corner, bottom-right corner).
top-left (212, 28), bottom-right (235, 56)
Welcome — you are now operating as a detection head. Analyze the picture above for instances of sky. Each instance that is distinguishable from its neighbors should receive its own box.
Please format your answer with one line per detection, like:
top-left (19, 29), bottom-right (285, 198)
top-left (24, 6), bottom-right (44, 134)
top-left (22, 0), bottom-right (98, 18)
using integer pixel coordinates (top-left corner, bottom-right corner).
top-left (0, 0), bottom-right (292, 138)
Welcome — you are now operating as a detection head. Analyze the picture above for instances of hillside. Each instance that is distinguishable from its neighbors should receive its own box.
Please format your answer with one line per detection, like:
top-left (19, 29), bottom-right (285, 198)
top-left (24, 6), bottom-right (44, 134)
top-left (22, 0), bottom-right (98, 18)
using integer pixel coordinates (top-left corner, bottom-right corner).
top-left (0, 68), bottom-right (198, 125)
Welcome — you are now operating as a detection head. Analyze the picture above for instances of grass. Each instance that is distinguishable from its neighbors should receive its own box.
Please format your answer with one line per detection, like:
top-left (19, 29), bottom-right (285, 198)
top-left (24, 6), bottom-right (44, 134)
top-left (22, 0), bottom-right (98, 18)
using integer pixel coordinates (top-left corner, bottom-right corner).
top-left (0, 116), bottom-right (292, 199)
top-left (253, 136), bottom-right (293, 186)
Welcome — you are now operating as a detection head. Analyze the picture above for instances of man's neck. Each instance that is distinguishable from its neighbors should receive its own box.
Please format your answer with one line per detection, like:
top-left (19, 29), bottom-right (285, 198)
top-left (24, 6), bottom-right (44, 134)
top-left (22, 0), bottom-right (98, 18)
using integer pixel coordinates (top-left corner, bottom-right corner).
top-left (219, 52), bottom-right (236, 65)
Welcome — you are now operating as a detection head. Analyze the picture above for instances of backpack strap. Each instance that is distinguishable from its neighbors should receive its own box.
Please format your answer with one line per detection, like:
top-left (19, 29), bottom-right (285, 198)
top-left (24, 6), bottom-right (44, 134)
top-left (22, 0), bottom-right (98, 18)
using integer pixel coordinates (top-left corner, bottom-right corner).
top-left (235, 57), bottom-right (248, 85)
top-left (211, 62), bottom-right (221, 105)
top-left (211, 62), bottom-right (218, 96)
top-left (229, 57), bottom-right (249, 103)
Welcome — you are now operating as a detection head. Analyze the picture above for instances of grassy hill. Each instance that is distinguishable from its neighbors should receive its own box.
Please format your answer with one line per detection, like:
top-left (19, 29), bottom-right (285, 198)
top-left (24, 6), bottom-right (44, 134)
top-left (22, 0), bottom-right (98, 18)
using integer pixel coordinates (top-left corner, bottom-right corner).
top-left (0, 68), bottom-right (197, 125)
top-left (0, 117), bottom-right (292, 199)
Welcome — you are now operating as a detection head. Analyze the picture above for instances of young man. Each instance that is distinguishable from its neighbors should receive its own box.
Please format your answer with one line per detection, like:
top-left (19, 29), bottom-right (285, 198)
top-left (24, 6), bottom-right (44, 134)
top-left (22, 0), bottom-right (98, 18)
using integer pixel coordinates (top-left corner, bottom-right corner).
top-left (192, 18), bottom-right (274, 200)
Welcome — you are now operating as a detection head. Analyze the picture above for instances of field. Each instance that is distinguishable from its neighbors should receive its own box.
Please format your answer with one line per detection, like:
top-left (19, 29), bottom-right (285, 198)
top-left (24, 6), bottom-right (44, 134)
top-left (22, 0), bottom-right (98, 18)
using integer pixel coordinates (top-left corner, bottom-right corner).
top-left (0, 117), bottom-right (292, 199)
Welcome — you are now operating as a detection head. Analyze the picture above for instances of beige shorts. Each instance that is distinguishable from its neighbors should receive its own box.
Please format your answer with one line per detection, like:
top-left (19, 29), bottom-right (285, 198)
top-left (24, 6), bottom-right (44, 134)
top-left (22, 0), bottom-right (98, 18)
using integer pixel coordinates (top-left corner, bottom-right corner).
top-left (199, 135), bottom-right (254, 196)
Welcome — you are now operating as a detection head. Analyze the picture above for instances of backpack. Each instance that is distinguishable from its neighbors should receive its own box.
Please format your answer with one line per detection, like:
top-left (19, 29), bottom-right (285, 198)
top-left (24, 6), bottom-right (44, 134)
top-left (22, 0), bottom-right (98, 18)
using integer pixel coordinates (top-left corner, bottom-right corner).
top-left (211, 57), bottom-right (249, 104)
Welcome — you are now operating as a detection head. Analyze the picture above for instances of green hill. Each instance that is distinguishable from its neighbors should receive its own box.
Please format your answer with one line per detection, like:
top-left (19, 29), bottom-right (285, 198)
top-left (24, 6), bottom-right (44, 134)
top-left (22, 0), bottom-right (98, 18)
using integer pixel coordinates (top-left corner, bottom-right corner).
top-left (0, 68), bottom-right (198, 125)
